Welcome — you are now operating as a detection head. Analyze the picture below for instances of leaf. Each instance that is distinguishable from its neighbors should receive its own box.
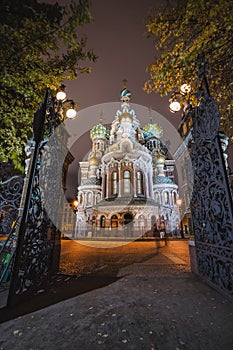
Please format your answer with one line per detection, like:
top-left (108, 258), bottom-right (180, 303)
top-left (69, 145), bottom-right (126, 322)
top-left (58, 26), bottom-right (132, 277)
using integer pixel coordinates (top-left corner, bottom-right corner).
top-left (144, 0), bottom-right (233, 140)
top-left (0, 0), bottom-right (96, 166)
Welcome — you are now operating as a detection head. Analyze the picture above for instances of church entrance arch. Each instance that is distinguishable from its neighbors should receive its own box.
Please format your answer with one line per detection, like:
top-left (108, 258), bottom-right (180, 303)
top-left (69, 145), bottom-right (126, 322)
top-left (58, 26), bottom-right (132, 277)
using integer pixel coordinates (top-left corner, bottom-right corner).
top-left (123, 213), bottom-right (133, 226)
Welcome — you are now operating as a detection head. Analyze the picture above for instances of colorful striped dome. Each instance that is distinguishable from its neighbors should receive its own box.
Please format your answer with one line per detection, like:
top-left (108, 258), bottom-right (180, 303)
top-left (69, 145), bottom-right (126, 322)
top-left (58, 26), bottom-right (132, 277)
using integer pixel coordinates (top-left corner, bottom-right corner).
top-left (143, 122), bottom-right (163, 139)
top-left (90, 123), bottom-right (109, 140)
top-left (120, 88), bottom-right (131, 102)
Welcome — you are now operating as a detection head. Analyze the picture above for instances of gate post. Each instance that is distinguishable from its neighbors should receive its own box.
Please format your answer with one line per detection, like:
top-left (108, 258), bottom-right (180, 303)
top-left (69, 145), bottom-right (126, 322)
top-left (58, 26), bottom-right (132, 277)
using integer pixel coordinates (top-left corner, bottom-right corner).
top-left (189, 62), bottom-right (233, 300)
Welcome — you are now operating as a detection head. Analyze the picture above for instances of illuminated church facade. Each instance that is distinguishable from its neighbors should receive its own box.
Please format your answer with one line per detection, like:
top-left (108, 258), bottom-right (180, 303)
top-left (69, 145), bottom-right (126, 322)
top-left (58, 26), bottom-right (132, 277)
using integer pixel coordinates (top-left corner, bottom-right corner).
top-left (75, 88), bottom-right (181, 238)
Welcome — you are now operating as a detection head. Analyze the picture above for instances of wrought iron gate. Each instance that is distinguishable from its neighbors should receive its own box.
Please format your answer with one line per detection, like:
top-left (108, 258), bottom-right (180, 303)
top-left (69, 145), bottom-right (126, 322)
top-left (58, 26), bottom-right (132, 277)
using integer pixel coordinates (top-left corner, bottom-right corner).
top-left (4, 89), bottom-right (69, 306)
top-left (190, 72), bottom-right (233, 300)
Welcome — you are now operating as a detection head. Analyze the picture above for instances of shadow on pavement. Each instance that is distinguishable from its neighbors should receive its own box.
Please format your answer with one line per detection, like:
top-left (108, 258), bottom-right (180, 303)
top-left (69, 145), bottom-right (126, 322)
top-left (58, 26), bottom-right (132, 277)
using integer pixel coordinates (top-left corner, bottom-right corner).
top-left (0, 238), bottom-right (169, 324)
top-left (0, 274), bottom-right (121, 324)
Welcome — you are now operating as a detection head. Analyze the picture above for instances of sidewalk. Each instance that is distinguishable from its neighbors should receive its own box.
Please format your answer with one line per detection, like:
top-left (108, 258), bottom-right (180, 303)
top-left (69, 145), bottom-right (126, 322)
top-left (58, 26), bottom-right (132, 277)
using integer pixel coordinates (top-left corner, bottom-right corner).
top-left (0, 243), bottom-right (232, 350)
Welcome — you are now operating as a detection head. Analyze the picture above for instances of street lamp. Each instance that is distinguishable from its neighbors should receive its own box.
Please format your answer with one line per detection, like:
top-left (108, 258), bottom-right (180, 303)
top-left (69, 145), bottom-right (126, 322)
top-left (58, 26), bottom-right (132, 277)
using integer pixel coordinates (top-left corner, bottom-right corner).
top-left (176, 198), bottom-right (184, 238)
top-left (72, 199), bottom-right (79, 213)
top-left (169, 83), bottom-right (192, 113)
top-left (56, 84), bottom-right (77, 119)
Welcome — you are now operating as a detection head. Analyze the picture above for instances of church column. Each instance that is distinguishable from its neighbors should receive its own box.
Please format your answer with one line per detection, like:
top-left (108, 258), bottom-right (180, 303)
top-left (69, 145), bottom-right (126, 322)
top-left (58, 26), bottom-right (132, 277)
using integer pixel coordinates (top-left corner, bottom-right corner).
top-left (148, 168), bottom-right (153, 199)
top-left (102, 169), bottom-right (106, 199)
top-left (133, 165), bottom-right (137, 197)
top-left (106, 168), bottom-right (109, 198)
top-left (145, 170), bottom-right (149, 198)
top-left (118, 163), bottom-right (122, 197)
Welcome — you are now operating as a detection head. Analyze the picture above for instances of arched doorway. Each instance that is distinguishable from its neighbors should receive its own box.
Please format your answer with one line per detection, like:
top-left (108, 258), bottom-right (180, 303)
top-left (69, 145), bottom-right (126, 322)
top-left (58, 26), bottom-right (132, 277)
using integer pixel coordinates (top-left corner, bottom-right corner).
top-left (123, 213), bottom-right (133, 226)
top-left (138, 215), bottom-right (146, 236)
top-left (123, 213), bottom-right (133, 237)
top-left (111, 215), bottom-right (118, 228)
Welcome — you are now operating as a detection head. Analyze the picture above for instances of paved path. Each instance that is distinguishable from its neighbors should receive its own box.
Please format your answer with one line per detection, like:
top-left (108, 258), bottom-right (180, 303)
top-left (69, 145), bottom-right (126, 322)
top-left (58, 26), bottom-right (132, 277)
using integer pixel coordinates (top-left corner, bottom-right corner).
top-left (0, 240), bottom-right (232, 350)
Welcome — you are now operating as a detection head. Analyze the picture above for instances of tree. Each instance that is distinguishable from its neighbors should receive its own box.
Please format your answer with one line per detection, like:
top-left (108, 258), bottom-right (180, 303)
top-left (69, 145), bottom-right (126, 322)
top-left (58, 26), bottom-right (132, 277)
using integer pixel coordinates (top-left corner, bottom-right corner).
top-left (0, 0), bottom-right (96, 170)
top-left (144, 0), bottom-right (233, 139)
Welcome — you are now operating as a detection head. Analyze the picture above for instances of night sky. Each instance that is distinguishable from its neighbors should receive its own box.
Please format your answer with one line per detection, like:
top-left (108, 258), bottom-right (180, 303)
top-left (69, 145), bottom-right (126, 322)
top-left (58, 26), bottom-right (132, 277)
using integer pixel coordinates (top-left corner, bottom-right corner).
top-left (60, 0), bottom-right (233, 200)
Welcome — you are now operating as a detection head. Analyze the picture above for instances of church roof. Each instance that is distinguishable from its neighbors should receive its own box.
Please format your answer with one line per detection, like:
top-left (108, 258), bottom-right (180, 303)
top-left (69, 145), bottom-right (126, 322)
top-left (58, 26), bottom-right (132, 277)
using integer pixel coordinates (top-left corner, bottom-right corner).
top-left (83, 177), bottom-right (102, 186)
top-left (94, 196), bottom-right (158, 207)
top-left (153, 175), bottom-right (173, 184)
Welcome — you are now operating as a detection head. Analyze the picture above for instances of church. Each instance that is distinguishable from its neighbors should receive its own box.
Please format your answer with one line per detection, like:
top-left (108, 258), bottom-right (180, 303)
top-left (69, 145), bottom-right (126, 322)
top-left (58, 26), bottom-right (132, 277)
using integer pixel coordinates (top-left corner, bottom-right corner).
top-left (75, 87), bottom-right (181, 239)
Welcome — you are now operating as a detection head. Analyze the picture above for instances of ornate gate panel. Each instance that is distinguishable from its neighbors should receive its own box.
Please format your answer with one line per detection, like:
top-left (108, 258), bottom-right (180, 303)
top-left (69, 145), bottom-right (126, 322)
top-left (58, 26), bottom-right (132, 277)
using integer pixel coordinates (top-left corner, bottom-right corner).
top-left (0, 175), bottom-right (24, 235)
top-left (6, 90), bottom-right (69, 306)
top-left (190, 84), bottom-right (233, 299)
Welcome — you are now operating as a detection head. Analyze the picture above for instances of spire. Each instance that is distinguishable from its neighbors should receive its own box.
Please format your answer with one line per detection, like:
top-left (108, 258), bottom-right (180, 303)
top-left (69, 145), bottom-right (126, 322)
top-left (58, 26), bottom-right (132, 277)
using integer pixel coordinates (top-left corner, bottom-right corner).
top-left (99, 109), bottom-right (104, 124)
top-left (148, 106), bottom-right (152, 124)
top-left (123, 78), bottom-right (127, 88)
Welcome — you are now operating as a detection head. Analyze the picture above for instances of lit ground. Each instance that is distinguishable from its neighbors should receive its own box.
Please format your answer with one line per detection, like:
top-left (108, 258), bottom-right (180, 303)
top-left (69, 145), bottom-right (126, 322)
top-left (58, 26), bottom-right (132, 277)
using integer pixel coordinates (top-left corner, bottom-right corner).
top-left (59, 239), bottom-right (191, 276)
top-left (1, 238), bottom-right (233, 349)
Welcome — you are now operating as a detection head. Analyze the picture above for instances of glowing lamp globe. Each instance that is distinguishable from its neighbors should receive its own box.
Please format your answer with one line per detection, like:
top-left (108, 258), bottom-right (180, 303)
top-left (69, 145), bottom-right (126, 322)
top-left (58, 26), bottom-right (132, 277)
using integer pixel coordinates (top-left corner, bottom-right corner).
top-left (169, 100), bottom-right (181, 113)
top-left (56, 90), bottom-right (67, 101)
top-left (66, 108), bottom-right (77, 119)
top-left (180, 84), bottom-right (191, 95)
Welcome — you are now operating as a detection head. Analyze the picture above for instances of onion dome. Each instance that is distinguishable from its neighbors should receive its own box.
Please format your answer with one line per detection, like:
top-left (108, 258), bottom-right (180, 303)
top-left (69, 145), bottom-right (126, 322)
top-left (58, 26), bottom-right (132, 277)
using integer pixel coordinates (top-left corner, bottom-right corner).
top-left (89, 155), bottom-right (99, 166)
top-left (90, 123), bottom-right (108, 140)
top-left (119, 112), bottom-right (133, 123)
top-left (155, 154), bottom-right (165, 165)
top-left (143, 122), bottom-right (163, 139)
top-left (120, 88), bottom-right (131, 102)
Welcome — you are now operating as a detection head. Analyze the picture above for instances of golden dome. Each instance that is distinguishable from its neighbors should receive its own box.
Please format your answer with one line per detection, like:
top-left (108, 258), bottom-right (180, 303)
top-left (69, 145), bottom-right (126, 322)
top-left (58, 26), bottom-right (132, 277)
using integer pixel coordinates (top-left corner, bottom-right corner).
top-left (155, 154), bottom-right (165, 165)
top-left (89, 156), bottom-right (99, 166)
top-left (119, 112), bottom-right (133, 123)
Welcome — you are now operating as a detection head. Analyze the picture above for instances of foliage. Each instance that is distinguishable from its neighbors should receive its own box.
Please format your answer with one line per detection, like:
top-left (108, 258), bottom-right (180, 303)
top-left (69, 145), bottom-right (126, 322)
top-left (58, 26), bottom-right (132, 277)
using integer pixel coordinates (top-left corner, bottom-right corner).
top-left (0, 0), bottom-right (96, 170)
top-left (144, 0), bottom-right (233, 139)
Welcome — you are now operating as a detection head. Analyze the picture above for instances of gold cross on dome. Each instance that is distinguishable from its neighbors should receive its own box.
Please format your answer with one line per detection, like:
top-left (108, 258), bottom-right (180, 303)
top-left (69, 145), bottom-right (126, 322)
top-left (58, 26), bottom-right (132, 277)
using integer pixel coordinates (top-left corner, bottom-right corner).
top-left (122, 79), bottom-right (127, 88)
top-left (148, 106), bottom-right (153, 123)
top-left (99, 109), bottom-right (104, 124)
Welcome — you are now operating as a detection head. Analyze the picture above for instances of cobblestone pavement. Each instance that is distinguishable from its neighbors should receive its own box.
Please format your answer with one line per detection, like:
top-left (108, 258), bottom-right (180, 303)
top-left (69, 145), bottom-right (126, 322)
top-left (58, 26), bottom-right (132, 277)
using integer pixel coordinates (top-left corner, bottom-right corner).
top-left (0, 239), bottom-right (232, 350)
top-left (59, 239), bottom-right (191, 276)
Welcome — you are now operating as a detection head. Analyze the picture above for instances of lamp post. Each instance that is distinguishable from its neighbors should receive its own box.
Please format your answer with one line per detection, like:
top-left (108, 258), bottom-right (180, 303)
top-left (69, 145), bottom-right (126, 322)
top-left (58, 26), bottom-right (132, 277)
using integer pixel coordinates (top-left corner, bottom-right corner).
top-left (169, 83), bottom-right (192, 114)
top-left (176, 198), bottom-right (184, 238)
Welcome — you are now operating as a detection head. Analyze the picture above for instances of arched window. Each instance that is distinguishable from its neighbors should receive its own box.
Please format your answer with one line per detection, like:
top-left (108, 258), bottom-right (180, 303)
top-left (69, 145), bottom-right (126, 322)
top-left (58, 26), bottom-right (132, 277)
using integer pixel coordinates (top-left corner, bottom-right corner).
top-left (87, 192), bottom-right (92, 205)
top-left (123, 170), bottom-right (131, 194)
top-left (111, 215), bottom-right (118, 228)
top-left (155, 192), bottom-right (160, 204)
top-left (164, 191), bottom-right (169, 204)
top-left (136, 171), bottom-right (143, 195)
top-left (173, 192), bottom-right (177, 205)
top-left (79, 193), bottom-right (83, 204)
top-left (111, 171), bottom-right (118, 195)
top-left (96, 193), bottom-right (101, 203)
top-left (100, 215), bottom-right (106, 228)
